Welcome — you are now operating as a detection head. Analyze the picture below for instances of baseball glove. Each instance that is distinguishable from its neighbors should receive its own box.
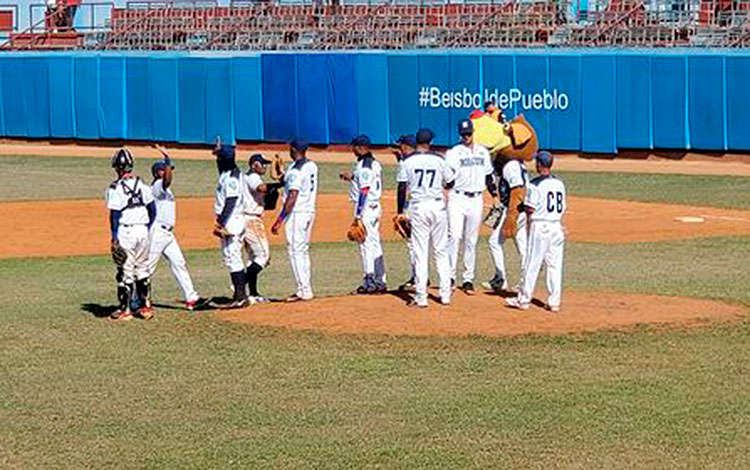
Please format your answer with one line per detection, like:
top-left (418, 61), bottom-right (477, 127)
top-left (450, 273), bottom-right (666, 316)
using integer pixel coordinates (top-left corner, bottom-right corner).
top-left (111, 241), bottom-right (127, 267)
top-left (263, 183), bottom-right (282, 210)
top-left (347, 218), bottom-right (367, 243)
top-left (212, 222), bottom-right (231, 239)
top-left (270, 154), bottom-right (285, 181)
top-left (483, 205), bottom-right (504, 229)
top-left (392, 214), bottom-right (411, 239)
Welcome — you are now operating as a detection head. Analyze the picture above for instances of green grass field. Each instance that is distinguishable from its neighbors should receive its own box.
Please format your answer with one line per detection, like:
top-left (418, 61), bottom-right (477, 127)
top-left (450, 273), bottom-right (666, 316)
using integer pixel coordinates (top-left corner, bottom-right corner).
top-left (2, 155), bottom-right (750, 210)
top-left (1, 154), bottom-right (749, 468)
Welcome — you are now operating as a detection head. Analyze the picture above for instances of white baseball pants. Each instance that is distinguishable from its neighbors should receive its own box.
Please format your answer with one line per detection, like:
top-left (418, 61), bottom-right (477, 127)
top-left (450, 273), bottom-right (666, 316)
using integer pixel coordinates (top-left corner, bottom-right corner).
top-left (489, 210), bottom-right (528, 283)
top-left (518, 221), bottom-right (565, 308)
top-left (220, 233), bottom-right (245, 273)
top-left (243, 216), bottom-right (270, 268)
top-left (410, 199), bottom-right (451, 306)
top-left (447, 191), bottom-right (484, 284)
top-left (285, 211), bottom-right (315, 299)
top-left (147, 225), bottom-right (199, 303)
top-left (118, 224), bottom-right (150, 284)
top-left (358, 204), bottom-right (387, 288)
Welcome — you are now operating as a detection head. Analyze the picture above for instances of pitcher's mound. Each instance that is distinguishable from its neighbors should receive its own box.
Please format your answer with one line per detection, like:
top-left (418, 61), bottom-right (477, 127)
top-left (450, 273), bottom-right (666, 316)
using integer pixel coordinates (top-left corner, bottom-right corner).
top-left (219, 290), bottom-right (747, 337)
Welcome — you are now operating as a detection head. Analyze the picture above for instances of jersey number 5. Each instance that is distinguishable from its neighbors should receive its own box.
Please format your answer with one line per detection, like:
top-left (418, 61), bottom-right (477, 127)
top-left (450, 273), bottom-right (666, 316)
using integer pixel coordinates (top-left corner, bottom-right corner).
top-left (546, 192), bottom-right (564, 213)
top-left (415, 169), bottom-right (436, 188)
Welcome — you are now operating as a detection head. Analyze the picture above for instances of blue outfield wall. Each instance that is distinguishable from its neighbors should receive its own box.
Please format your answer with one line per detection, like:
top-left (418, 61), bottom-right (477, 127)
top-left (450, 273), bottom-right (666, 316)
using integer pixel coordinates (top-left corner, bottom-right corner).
top-left (1, 50), bottom-right (750, 153)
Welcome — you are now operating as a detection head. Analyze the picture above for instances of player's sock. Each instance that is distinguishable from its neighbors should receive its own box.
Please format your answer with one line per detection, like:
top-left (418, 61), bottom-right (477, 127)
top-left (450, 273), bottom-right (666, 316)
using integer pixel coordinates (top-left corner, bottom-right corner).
top-left (230, 270), bottom-right (248, 301)
top-left (245, 263), bottom-right (263, 297)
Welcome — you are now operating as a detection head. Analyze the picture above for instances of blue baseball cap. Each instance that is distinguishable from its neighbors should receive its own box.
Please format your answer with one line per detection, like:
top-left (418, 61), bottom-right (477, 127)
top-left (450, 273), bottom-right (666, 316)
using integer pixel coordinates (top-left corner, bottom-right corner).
top-left (396, 134), bottom-right (416, 148)
top-left (458, 119), bottom-right (474, 136)
top-left (416, 128), bottom-right (434, 145)
top-left (289, 138), bottom-right (309, 152)
top-left (151, 160), bottom-right (170, 178)
top-left (351, 134), bottom-right (371, 147)
top-left (535, 150), bottom-right (554, 167)
top-left (249, 153), bottom-right (271, 165)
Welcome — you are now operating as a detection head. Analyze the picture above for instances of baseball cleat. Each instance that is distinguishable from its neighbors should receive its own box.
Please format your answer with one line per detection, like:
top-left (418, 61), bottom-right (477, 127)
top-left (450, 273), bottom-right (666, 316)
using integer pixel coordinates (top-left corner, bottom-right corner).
top-left (548, 304), bottom-right (560, 313)
top-left (137, 306), bottom-right (154, 320)
top-left (253, 296), bottom-right (271, 304)
top-left (462, 281), bottom-right (476, 295)
top-left (505, 297), bottom-right (530, 310)
top-left (285, 294), bottom-right (312, 303)
top-left (222, 298), bottom-right (250, 309)
top-left (398, 278), bottom-right (415, 292)
top-left (110, 309), bottom-right (133, 322)
top-left (185, 297), bottom-right (207, 311)
top-left (353, 286), bottom-right (369, 295)
top-left (440, 298), bottom-right (451, 306)
top-left (407, 299), bottom-right (428, 309)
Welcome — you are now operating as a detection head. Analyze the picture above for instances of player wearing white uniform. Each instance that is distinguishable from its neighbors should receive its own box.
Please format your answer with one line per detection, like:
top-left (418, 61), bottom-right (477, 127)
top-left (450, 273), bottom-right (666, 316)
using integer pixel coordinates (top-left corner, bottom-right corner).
top-left (507, 151), bottom-right (566, 311)
top-left (145, 151), bottom-right (203, 311)
top-left (211, 144), bottom-right (249, 309)
top-left (106, 148), bottom-right (156, 321)
top-left (392, 135), bottom-right (419, 292)
top-left (396, 128), bottom-right (456, 308)
top-left (272, 139), bottom-right (319, 302)
top-left (445, 119), bottom-right (495, 295)
top-left (340, 135), bottom-right (387, 294)
top-left (486, 156), bottom-right (529, 292)
top-left (241, 153), bottom-right (280, 303)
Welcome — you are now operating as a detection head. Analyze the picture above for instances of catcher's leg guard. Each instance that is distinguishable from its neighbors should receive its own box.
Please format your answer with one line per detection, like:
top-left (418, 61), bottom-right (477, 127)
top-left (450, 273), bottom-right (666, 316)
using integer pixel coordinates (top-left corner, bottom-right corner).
top-left (245, 262), bottom-right (263, 297)
top-left (126, 282), bottom-right (139, 313)
top-left (135, 277), bottom-right (151, 309)
top-left (230, 270), bottom-right (248, 301)
top-left (116, 268), bottom-right (128, 311)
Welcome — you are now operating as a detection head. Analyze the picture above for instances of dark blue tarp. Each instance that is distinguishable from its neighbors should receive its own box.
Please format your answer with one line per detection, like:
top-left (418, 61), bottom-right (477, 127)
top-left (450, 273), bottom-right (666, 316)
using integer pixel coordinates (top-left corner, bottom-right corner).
top-left (205, 58), bottom-right (235, 145)
top-left (387, 55), bottom-right (419, 143)
top-left (232, 56), bottom-right (263, 141)
top-left (73, 56), bottom-right (99, 140)
top-left (177, 58), bottom-right (206, 144)
top-left (326, 54), bottom-right (358, 144)
top-left (516, 54), bottom-right (550, 150)
top-left (25, 57), bottom-right (51, 138)
top-left (616, 55), bottom-right (651, 149)
top-left (548, 55), bottom-right (580, 151)
top-left (726, 56), bottom-right (750, 150)
top-left (2, 56), bottom-right (29, 137)
top-left (651, 56), bottom-right (687, 149)
top-left (418, 55), bottom-right (450, 146)
top-left (125, 57), bottom-right (151, 141)
top-left (296, 54), bottom-right (329, 144)
top-left (688, 56), bottom-right (725, 151)
top-left (262, 54), bottom-right (297, 142)
top-left (448, 54), bottom-right (480, 140)
top-left (47, 56), bottom-right (75, 138)
top-left (581, 56), bottom-right (616, 153)
top-left (149, 57), bottom-right (179, 142)
top-left (99, 56), bottom-right (126, 140)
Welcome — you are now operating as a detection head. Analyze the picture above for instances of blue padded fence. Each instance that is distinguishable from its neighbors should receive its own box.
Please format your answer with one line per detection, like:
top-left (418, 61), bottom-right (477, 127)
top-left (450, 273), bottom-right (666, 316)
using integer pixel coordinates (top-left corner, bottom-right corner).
top-left (1, 50), bottom-right (749, 153)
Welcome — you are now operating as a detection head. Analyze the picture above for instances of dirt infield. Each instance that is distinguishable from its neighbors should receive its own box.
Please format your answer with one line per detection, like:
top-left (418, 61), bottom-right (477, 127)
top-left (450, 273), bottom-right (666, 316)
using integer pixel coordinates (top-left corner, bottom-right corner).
top-left (2, 194), bottom-right (750, 259)
top-left (2, 141), bottom-right (750, 176)
top-left (219, 290), bottom-right (747, 337)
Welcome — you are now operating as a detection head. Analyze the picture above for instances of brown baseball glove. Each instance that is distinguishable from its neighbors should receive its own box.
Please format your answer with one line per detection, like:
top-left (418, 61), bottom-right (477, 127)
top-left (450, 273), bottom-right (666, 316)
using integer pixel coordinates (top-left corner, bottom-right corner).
top-left (347, 218), bottom-right (367, 243)
top-left (212, 222), bottom-right (231, 239)
top-left (392, 214), bottom-right (411, 239)
top-left (483, 205), bottom-right (504, 229)
top-left (270, 154), bottom-right (285, 181)
top-left (111, 241), bottom-right (127, 267)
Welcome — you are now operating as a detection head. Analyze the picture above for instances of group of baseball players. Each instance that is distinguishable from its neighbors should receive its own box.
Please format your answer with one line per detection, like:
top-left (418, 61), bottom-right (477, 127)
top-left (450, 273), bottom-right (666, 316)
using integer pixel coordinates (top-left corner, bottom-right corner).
top-left (105, 108), bottom-right (566, 320)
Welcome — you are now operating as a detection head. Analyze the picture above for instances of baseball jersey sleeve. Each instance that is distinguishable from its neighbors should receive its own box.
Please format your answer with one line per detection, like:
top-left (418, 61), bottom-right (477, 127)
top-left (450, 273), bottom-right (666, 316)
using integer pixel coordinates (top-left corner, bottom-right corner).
top-left (245, 172), bottom-right (262, 191)
top-left (141, 183), bottom-right (155, 205)
top-left (503, 160), bottom-right (524, 188)
top-left (481, 148), bottom-right (493, 176)
top-left (358, 167), bottom-right (374, 189)
top-left (286, 169), bottom-right (302, 192)
top-left (151, 179), bottom-right (166, 200)
top-left (524, 184), bottom-right (540, 212)
top-left (441, 158), bottom-right (457, 184)
top-left (396, 161), bottom-right (409, 183)
top-left (106, 185), bottom-right (125, 211)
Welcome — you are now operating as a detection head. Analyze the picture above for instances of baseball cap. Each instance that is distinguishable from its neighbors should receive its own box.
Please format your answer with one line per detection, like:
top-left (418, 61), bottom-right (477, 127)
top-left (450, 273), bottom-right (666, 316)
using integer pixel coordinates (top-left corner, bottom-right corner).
top-left (415, 128), bottom-right (434, 145)
top-left (249, 153), bottom-right (271, 165)
top-left (351, 134), bottom-right (371, 147)
top-left (396, 134), bottom-right (416, 148)
top-left (535, 150), bottom-right (554, 168)
top-left (214, 144), bottom-right (236, 160)
top-left (289, 138), bottom-right (309, 152)
top-left (458, 119), bottom-right (474, 136)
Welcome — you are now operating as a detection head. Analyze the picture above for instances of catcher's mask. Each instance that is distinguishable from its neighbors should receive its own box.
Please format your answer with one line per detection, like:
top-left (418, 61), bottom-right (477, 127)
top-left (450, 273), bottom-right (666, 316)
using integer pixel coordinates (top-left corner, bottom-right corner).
top-left (111, 148), bottom-right (134, 173)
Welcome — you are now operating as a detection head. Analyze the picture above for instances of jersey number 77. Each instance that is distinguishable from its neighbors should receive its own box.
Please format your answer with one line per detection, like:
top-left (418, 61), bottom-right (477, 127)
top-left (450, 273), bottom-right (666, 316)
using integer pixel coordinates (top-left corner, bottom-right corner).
top-left (414, 169), bottom-right (436, 188)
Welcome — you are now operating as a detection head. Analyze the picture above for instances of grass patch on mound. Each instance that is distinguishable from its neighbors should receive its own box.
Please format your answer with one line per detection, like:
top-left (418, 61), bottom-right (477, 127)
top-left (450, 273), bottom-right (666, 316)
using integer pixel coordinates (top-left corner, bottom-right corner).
top-left (1, 236), bottom-right (749, 468)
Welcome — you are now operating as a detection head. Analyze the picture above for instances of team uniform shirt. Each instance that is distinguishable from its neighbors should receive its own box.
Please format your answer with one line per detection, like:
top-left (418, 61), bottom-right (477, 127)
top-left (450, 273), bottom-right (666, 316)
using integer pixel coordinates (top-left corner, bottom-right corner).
top-left (499, 159), bottom-right (528, 208)
top-left (106, 176), bottom-right (154, 226)
top-left (396, 151), bottom-right (456, 204)
top-left (445, 143), bottom-right (493, 193)
top-left (242, 172), bottom-right (265, 217)
top-left (151, 179), bottom-right (176, 228)
top-left (348, 155), bottom-right (383, 205)
top-left (525, 175), bottom-right (566, 223)
top-left (214, 169), bottom-right (246, 235)
top-left (284, 158), bottom-right (318, 213)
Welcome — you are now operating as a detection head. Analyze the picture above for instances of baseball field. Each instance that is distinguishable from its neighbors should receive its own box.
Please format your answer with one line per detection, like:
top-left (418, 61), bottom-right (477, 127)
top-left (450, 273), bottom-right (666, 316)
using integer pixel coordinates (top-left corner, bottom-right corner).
top-left (2, 143), bottom-right (750, 468)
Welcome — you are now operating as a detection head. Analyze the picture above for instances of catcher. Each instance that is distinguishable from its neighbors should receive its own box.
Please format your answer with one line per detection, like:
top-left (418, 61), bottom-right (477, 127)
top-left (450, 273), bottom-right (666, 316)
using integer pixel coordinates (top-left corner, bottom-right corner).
top-left (240, 153), bottom-right (282, 303)
top-left (340, 135), bottom-right (387, 294)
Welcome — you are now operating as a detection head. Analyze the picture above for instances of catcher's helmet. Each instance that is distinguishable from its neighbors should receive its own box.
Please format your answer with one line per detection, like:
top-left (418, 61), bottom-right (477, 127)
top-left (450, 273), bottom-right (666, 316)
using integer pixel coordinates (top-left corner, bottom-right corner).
top-left (111, 148), bottom-right (134, 173)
